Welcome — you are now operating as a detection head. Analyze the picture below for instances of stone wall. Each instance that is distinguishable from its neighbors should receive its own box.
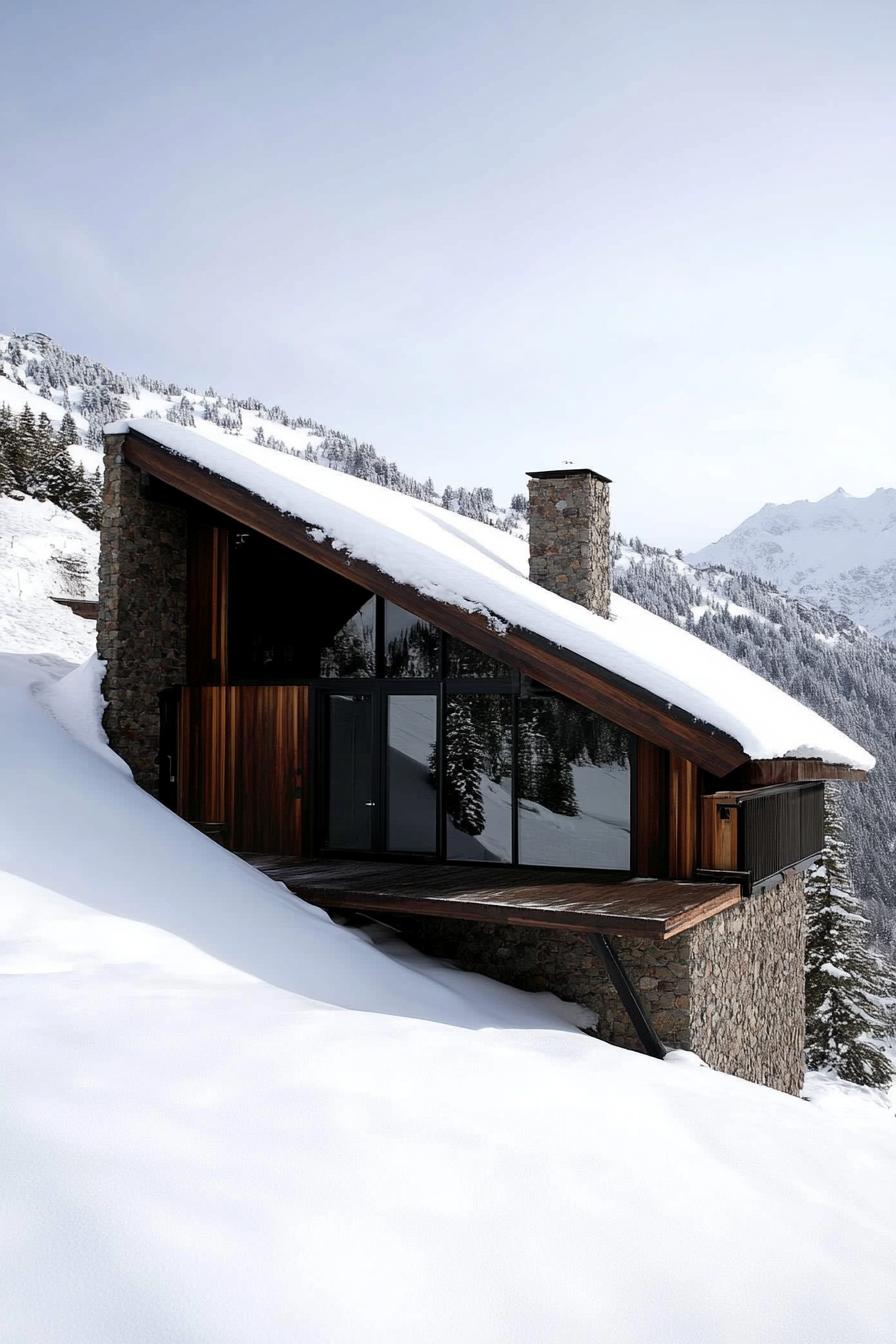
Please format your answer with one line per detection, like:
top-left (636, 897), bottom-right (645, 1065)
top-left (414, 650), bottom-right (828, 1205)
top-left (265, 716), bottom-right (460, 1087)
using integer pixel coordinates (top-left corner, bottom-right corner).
top-left (688, 871), bottom-right (805, 1093)
top-left (527, 469), bottom-right (611, 617)
top-left (391, 870), bottom-right (806, 1094)
top-left (96, 435), bottom-right (189, 792)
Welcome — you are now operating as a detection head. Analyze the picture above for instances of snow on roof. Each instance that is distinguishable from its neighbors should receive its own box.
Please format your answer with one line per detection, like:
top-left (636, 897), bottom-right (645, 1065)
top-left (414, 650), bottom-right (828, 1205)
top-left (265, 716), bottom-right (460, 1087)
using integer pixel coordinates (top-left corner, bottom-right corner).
top-left (108, 418), bottom-right (875, 771)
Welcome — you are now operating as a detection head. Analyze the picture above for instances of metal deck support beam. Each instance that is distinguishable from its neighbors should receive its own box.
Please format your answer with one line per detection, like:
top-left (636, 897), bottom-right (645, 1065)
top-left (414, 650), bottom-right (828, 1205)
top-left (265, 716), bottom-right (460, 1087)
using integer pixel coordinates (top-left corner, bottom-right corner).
top-left (588, 933), bottom-right (667, 1060)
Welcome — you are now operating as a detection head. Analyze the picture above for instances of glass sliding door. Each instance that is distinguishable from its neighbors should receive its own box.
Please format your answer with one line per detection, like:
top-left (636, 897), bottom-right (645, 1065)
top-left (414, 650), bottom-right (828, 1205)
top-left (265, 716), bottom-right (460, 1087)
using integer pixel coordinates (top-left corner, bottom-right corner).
top-left (386, 694), bottom-right (438, 853)
top-left (324, 694), bottom-right (376, 850)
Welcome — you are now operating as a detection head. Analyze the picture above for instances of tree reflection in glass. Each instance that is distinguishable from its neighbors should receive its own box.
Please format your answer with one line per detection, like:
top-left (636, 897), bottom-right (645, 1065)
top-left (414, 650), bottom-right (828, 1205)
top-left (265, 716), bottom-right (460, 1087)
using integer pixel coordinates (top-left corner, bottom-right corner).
top-left (517, 698), bottom-right (630, 869)
top-left (443, 695), bottom-right (513, 862)
top-left (446, 636), bottom-right (510, 679)
top-left (383, 602), bottom-right (440, 677)
top-left (319, 597), bottom-right (376, 676)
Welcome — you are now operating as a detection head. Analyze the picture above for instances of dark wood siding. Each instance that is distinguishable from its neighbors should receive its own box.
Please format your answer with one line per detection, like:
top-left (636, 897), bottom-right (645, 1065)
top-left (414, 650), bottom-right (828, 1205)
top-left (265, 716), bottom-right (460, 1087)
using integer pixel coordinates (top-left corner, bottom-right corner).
top-left (635, 740), bottom-right (668, 877)
top-left (187, 518), bottom-right (229, 685)
top-left (667, 754), bottom-right (698, 879)
top-left (177, 685), bottom-right (310, 854)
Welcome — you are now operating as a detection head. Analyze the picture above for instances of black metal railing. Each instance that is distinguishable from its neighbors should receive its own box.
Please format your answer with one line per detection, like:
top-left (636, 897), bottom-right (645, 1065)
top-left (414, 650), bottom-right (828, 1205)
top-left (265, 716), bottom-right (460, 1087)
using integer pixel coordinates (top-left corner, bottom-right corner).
top-left (738, 783), bottom-right (824, 890)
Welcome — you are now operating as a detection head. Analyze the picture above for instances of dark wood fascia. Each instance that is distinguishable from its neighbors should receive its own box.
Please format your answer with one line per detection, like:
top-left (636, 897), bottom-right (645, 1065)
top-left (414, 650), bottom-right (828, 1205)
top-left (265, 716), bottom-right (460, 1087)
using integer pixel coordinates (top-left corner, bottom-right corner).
top-left (118, 430), bottom-right (750, 774)
top-left (722, 759), bottom-right (868, 787)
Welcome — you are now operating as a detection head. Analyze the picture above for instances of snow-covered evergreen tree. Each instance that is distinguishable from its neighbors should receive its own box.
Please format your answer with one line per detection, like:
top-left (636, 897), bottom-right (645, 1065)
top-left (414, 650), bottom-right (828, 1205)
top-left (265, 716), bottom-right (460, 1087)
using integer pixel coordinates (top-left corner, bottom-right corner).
top-left (805, 786), bottom-right (895, 1087)
top-left (57, 410), bottom-right (80, 447)
top-left (0, 405), bottom-right (13, 493)
top-left (166, 395), bottom-right (195, 427)
top-left (441, 699), bottom-right (486, 836)
top-left (8, 403), bottom-right (38, 491)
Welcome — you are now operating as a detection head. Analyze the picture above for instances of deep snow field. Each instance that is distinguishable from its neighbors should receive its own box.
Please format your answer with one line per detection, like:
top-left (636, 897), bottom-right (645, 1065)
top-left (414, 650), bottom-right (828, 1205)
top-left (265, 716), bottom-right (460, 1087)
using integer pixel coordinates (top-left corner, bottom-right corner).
top-left (1, 493), bottom-right (895, 1342)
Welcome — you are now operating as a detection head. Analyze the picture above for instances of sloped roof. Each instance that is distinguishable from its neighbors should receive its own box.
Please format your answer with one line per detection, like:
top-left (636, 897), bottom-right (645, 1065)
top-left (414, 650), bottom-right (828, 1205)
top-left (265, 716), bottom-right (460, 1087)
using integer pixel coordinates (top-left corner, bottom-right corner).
top-left (106, 418), bottom-right (874, 778)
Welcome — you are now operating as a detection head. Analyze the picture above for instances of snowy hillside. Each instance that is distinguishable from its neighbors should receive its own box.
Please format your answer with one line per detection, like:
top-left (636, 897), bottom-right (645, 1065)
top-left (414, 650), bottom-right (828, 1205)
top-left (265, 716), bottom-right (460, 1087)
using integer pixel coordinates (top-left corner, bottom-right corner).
top-left (0, 332), bottom-right (525, 532)
top-left (0, 493), bottom-right (97, 665)
top-left (689, 488), bottom-right (896, 642)
top-left (1, 650), bottom-right (895, 1343)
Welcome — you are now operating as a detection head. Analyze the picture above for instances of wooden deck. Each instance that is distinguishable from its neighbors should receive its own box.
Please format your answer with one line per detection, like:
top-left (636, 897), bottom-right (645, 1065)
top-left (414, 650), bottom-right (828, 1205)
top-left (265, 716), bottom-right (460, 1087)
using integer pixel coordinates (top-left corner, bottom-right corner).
top-left (242, 857), bottom-right (741, 941)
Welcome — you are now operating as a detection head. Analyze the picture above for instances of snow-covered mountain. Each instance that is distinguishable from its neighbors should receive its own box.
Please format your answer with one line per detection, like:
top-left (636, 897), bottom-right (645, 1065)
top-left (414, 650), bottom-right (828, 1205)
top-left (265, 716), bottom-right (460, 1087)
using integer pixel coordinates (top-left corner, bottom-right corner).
top-left (688, 489), bottom-right (896, 642)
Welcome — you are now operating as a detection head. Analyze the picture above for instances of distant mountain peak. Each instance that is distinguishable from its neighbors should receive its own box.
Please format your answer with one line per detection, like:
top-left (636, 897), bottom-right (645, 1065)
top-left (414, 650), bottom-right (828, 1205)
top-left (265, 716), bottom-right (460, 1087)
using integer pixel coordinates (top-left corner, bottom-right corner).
top-left (689, 487), bottom-right (896, 642)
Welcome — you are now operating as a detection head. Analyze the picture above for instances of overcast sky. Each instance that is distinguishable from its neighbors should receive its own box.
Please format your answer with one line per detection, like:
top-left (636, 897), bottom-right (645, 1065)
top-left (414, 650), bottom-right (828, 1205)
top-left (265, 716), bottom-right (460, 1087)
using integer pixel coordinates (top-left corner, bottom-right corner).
top-left (3, 1), bottom-right (896, 549)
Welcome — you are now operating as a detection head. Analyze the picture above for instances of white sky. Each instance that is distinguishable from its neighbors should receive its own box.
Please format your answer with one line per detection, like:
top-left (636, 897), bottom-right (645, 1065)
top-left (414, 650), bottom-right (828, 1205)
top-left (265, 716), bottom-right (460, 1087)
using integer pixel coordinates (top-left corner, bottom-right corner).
top-left (3, 0), bottom-right (896, 549)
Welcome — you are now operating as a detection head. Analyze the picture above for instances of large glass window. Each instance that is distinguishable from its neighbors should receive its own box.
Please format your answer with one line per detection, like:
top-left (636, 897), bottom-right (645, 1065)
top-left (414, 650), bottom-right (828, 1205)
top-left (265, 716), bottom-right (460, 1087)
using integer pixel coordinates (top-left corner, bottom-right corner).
top-left (445, 695), bottom-right (513, 862)
top-left (384, 603), bottom-right (441, 678)
top-left (517, 697), bottom-right (631, 869)
top-left (387, 695), bottom-right (438, 852)
top-left (446, 635), bottom-right (511, 679)
top-left (320, 596), bottom-right (377, 677)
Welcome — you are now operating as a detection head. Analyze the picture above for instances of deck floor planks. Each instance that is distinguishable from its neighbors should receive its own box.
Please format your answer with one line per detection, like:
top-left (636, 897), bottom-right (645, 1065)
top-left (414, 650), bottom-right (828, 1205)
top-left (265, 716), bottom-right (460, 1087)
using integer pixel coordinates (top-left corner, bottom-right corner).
top-left (241, 856), bottom-right (741, 940)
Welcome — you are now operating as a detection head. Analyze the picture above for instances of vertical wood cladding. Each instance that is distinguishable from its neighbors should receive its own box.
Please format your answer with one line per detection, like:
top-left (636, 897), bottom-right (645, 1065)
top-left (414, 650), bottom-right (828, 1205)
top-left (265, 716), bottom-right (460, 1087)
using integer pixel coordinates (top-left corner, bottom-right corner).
top-left (178, 685), bottom-right (309, 854)
top-left (187, 518), bottom-right (229, 685)
top-left (635, 740), bottom-right (668, 876)
top-left (667, 754), bottom-right (698, 879)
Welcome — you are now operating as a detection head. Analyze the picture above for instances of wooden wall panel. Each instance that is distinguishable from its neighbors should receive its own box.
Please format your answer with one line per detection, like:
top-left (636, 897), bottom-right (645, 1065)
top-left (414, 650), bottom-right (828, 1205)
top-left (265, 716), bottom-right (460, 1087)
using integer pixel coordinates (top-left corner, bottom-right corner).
top-left (231, 686), bottom-right (308, 853)
top-left (187, 519), bottom-right (229, 685)
top-left (178, 685), bottom-right (309, 856)
top-left (634, 740), bottom-right (668, 877)
top-left (700, 794), bottom-right (739, 871)
top-left (667, 754), bottom-right (698, 879)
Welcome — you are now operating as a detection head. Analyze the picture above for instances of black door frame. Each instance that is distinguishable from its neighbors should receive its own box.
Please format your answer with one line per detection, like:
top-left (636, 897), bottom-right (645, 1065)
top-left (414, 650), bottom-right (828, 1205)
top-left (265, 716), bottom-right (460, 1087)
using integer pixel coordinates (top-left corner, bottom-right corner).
top-left (316, 681), bottom-right (442, 860)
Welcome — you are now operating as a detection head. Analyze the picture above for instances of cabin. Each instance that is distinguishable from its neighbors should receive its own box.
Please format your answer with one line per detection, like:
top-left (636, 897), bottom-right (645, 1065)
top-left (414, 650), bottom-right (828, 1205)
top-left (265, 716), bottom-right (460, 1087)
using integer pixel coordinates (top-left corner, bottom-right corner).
top-left (96, 420), bottom-right (874, 1095)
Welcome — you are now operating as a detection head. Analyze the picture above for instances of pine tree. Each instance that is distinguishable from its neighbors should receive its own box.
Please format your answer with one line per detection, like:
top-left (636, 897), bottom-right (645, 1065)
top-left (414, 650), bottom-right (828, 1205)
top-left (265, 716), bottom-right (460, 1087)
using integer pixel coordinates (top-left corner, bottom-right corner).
top-left (166, 395), bottom-right (195, 427)
top-left (8, 404), bottom-right (38, 491)
top-left (29, 411), bottom-right (59, 499)
top-left (441, 698), bottom-right (485, 836)
top-left (0, 404), bottom-right (14, 493)
top-left (805, 786), bottom-right (895, 1088)
top-left (45, 437), bottom-right (80, 512)
top-left (57, 411), bottom-right (80, 447)
top-left (68, 465), bottom-right (102, 530)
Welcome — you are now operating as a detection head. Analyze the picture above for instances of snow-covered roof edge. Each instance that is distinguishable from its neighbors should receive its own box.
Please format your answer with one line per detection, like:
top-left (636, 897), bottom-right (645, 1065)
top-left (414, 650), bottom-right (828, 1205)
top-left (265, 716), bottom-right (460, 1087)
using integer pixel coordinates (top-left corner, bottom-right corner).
top-left (105, 419), bottom-right (876, 774)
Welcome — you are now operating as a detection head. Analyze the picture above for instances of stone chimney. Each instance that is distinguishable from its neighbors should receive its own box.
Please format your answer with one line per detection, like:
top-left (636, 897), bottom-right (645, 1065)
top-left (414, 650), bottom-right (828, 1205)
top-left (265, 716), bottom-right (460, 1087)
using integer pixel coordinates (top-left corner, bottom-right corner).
top-left (526, 468), bottom-right (612, 618)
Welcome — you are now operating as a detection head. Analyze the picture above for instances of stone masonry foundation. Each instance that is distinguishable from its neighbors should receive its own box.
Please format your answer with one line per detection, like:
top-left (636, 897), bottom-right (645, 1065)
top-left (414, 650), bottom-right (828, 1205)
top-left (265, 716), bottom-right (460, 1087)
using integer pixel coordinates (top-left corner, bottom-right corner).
top-left (96, 436), bottom-right (189, 793)
top-left (390, 871), bottom-right (806, 1094)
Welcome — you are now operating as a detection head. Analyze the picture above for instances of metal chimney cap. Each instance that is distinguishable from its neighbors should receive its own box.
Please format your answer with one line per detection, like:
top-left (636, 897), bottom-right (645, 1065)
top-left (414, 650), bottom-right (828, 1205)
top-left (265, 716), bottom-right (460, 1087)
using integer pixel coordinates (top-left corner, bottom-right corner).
top-left (526, 467), bottom-right (612, 483)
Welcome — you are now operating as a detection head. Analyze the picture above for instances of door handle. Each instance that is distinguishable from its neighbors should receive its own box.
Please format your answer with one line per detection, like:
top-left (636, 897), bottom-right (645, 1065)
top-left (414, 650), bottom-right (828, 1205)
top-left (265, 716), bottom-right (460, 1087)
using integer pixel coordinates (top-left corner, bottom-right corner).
top-left (363, 801), bottom-right (377, 807)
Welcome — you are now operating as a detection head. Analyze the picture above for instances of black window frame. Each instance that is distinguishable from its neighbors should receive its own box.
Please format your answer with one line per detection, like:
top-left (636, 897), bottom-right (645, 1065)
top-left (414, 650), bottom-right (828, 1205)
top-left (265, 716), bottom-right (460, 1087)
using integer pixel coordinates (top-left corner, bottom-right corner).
top-left (225, 550), bottom-right (637, 873)
top-left (314, 675), bottom-right (636, 876)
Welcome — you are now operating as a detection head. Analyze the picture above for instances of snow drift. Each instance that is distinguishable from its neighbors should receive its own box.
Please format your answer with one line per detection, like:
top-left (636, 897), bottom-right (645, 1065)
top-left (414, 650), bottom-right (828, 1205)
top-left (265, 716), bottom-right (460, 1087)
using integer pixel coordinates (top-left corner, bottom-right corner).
top-left (0, 651), bottom-right (894, 1343)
